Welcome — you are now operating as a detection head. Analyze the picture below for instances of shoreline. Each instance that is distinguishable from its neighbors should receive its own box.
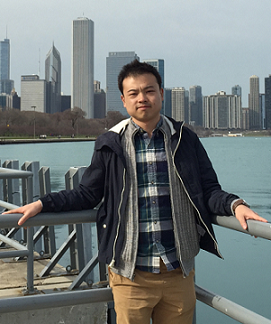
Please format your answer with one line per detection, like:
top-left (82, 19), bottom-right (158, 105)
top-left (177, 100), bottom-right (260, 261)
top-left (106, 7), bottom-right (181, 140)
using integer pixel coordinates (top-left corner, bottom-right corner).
top-left (0, 137), bottom-right (96, 145)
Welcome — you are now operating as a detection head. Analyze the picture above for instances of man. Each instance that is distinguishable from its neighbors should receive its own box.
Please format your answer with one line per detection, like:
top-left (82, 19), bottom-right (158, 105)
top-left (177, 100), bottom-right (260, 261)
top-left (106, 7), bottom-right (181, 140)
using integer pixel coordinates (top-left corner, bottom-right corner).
top-left (4, 60), bottom-right (267, 324)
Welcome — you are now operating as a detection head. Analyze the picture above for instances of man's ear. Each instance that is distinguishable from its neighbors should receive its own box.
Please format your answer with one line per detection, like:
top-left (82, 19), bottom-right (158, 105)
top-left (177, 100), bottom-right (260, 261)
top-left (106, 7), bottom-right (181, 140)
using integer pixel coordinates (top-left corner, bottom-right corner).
top-left (121, 94), bottom-right (126, 107)
top-left (160, 88), bottom-right (164, 101)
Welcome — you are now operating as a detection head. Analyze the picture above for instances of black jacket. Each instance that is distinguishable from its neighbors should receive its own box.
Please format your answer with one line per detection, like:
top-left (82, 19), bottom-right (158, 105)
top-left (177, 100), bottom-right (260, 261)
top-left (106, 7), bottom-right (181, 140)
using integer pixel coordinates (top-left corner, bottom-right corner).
top-left (40, 118), bottom-right (239, 265)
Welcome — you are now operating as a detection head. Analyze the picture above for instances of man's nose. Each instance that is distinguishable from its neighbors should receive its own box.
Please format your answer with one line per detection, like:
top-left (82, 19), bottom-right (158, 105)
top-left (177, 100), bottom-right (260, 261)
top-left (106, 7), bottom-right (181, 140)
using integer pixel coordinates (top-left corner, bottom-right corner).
top-left (138, 92), bottom-right (147, 102)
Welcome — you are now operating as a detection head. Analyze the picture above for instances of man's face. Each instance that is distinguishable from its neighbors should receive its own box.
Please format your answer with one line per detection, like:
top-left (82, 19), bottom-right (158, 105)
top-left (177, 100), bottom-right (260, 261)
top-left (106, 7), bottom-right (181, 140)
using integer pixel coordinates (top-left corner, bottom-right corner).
top-left (121, 73), bottom-right (164, 126)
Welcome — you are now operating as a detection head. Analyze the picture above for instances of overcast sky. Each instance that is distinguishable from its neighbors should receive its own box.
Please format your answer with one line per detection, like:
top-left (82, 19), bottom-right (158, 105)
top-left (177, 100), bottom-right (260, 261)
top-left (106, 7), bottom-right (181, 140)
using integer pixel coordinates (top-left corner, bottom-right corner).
top-left (1, 0), bottom-right (271, 106)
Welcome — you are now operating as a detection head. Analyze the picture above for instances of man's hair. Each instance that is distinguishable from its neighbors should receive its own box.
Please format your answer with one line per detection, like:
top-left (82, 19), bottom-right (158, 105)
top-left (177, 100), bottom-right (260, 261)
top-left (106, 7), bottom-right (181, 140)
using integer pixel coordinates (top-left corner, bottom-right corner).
top-left (118, 59), bottom-right (162, 94)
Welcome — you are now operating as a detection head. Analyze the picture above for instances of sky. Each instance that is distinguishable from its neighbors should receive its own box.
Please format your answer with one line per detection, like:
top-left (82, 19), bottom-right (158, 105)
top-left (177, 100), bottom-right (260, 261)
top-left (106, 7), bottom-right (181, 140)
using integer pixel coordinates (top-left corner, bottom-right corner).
top-left (1, 0), bottom-right (271, 107)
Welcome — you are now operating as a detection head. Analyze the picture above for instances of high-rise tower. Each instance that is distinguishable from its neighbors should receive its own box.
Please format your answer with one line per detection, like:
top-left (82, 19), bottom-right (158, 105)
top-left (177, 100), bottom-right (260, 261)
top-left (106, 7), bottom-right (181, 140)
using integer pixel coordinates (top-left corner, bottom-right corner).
top-left (143, 59), bottom-right (165, 114)
top-left (72, 17), bottom-right (94, 118)
top-left (171, 87), bottom-right (189, 122)
top-left (248, 75), bottom-right (261, 129)
top-left (0, 38), bottom-right (10, 81)
top-left (203, 91), bottom-right (242, 129)
top-left (106, 51), bottom-right (139, 116)
top-left (0, 38), bottom-right (14, 95)
top-left (45, 43), bottom-right (61, 114)
top-left (232, 85), bottom-right (242, 97)
top-left (189, 85), bottom-right (203, 126)
top-left (265, 75), bottom-right (271, 129)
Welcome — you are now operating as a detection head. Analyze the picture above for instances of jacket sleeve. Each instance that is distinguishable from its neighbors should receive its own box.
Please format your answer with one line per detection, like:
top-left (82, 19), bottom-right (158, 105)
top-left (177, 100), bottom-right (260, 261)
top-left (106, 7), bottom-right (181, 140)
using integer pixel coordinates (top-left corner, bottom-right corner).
top-left (40, 148), bottom-right (105, 213)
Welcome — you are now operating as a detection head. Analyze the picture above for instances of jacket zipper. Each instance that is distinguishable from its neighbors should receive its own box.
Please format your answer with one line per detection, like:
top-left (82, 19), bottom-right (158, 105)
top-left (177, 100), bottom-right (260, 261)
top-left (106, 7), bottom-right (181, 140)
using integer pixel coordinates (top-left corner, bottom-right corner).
top-left (172, 124), bottom-right (223, 258)
top-left (109, 169), bottom-right (126, 267)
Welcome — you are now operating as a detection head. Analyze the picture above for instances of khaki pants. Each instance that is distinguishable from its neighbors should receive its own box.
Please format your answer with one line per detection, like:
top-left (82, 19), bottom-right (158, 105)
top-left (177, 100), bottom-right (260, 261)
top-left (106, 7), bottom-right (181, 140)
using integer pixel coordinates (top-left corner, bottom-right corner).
top-left (109, 261), bottom-right (196, 324)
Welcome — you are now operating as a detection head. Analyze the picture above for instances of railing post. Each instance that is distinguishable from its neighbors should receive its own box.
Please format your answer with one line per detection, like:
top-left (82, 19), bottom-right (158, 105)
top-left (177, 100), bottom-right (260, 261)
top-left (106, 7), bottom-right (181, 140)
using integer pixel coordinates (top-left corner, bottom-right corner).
top-left (26, 226), bottom-right (35, 294)
top-left (0, 159), bottom-right (3, 212)
top-left (2, 160), bottom-right (20, 206)
top-left (39, 166), bottom-right (56, 256)
top-left (22, 162), bottom-right (43, 253)
top-left (2, 160), bottom-right (22, 241)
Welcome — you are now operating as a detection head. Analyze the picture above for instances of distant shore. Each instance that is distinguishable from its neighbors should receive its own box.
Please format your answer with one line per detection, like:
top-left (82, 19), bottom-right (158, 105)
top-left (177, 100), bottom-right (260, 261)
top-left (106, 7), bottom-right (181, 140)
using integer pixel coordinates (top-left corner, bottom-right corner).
top-left (0, 137), bottom-right (96, 145)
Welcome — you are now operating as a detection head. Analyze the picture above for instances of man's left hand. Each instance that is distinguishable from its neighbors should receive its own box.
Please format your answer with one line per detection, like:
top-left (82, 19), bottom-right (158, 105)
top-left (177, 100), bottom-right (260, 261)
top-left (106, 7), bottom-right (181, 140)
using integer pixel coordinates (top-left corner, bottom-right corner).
top-left (235, 205), bottom-right (268, 230)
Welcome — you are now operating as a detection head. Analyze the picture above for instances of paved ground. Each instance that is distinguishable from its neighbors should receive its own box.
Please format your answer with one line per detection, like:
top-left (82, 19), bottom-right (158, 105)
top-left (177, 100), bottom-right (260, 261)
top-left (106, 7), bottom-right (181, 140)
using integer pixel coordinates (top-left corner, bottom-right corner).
top-left (0, 251), bottom-right (77, 299)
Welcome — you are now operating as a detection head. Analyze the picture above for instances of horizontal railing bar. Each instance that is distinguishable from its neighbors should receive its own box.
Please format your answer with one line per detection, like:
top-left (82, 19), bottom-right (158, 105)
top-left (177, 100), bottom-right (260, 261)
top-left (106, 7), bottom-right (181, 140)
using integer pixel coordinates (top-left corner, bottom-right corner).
top-left (1, 212), bottom-right (270, 241)
top-left (0, 233), bottom-right (27, 251)
top-left (0, 167), bottom-right (33, 179)
top-left (212, 215), bottom-right (271, 241)
top-left (0, 210), bottom-right (97, 228)
top-left (195, 284), bottom-right (271, 324)
top-left (0, 200), bottom-right (19, 210)
top-left (0, 287), bottom-right (113, 314)
top-left (0, 250), bottom-right (29, 258)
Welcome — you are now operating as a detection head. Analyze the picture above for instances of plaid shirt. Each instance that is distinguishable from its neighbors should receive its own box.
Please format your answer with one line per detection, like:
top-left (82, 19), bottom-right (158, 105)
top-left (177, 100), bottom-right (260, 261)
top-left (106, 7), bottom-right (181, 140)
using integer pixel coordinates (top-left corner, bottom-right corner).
top-left (134, 119), bottom-right (180, 273)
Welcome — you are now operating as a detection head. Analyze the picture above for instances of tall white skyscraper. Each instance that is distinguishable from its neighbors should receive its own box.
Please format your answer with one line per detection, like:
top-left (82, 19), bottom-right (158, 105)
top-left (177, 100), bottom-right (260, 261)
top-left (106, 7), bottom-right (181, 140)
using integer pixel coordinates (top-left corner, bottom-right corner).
top-left (72, 17), bottom-right (94, 118)
top-left (249, 75), bottom-right (261, 129)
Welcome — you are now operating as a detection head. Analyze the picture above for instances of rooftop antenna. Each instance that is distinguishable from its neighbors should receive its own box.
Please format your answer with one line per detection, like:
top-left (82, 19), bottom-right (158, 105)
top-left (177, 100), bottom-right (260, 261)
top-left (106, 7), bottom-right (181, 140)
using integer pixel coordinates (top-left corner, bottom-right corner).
top-left (6, 25), bottom-right (8, 39)
top-left (38, 48), bottom-right (40, 77)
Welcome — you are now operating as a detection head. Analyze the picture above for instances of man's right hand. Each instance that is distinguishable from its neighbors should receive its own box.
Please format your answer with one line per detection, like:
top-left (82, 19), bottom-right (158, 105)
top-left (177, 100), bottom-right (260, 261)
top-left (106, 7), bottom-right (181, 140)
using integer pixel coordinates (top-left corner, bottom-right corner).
top-left (2, 200), bottom-right (43, 226)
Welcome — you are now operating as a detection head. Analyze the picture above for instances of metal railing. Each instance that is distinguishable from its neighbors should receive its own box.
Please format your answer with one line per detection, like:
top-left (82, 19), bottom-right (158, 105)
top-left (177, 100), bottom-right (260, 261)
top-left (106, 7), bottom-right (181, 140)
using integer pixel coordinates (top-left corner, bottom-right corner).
top-left (0, 164), bottom-right (271, 323)
top-left (0, 211), bottom-right (271, 323)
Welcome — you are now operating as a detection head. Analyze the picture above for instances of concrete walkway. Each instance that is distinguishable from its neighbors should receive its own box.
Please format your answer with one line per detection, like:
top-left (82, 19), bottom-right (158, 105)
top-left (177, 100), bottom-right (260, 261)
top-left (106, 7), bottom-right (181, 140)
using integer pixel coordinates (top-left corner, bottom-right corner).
top-left (0, 251), bottom-right (76, 299)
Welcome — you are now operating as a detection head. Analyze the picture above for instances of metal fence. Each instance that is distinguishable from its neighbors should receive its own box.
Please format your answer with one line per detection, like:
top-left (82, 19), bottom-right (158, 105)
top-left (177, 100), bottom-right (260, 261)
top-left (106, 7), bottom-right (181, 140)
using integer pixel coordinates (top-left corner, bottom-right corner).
top-left (0, 162), bottom-right (271, 323)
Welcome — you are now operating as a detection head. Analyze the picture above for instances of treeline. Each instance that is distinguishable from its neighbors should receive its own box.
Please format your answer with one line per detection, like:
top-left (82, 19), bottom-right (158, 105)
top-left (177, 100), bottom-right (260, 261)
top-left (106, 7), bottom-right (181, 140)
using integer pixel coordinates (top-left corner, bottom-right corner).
top-left (0, 108), bottom-right (126, 138)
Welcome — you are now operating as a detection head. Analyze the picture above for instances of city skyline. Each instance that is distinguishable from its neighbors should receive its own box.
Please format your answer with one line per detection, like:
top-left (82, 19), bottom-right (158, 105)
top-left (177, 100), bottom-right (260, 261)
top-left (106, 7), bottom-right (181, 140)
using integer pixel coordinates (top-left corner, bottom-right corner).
top-left (1, 0), bottom-right (271, 108)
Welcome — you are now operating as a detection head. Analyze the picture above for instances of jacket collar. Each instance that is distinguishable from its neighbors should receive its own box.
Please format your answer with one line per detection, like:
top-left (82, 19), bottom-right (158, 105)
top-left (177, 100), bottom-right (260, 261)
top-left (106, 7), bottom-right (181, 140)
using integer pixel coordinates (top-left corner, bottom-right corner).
top-left (108, 115), bottom-right (181, 137)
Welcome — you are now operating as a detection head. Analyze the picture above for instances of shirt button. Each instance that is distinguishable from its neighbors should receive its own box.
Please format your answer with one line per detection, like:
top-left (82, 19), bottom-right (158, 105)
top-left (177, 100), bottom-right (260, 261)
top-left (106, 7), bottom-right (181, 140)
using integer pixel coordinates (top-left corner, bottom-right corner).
top-left (103, 224), bottom-right (106, 229)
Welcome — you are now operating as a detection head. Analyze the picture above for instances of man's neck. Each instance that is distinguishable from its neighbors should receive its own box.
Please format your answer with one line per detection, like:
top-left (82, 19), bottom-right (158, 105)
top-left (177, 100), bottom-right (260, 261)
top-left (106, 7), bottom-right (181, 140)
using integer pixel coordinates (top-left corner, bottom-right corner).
top-left (132, 116), bottom-right (161, 138)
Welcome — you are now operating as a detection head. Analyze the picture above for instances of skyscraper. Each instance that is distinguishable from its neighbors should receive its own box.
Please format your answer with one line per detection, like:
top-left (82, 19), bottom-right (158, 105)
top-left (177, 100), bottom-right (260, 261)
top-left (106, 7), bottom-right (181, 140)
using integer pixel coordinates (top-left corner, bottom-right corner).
top-left (72, 17), bottom-right (94, 118)
top-left (45, 43), bottom-right (61, 114)
top-left (21, 75), bottom-right (46, 113)
top-left (143, 59), bottom-right (165, 114)
top-left (0, 39), bottom-right (10, 81)
top-left (203, 91), bottom-right (242, 129)
top-left (189, 85), bottom-right (203, 126)
top-left (143, 59), bottom-right (164, 88)
top-left (248, 75), bottom-right (261, 129)
top-left (171, 87), bottom-right (189, 122)
top-left (0, 38), bottom-right (14, 95)
top-left (106, 51), bottom-right (139, 116)
top-left (164, 88), bottom-right (172, 117)
top-left (232, 85), bottom-right (242, 97)
top-left (264, 75), bottom-right (271, 129)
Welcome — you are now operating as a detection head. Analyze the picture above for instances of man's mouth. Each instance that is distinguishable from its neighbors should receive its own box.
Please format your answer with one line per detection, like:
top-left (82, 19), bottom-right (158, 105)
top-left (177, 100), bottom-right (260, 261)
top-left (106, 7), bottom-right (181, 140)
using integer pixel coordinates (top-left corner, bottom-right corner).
top-left (137, 105), bottom-right (150, 110)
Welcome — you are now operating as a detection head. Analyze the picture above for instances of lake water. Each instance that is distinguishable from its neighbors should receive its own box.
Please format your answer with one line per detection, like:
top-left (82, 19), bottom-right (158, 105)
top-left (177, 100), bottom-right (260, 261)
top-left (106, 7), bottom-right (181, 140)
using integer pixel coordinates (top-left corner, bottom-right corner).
top-left (1, 137), bottom-right (271, 323)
